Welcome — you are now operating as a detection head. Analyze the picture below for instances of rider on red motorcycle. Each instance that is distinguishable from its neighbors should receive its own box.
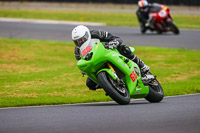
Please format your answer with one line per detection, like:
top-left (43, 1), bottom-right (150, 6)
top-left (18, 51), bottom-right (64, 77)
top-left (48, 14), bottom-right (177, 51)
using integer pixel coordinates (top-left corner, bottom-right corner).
top-left (136, 0), bottom-right (164, 33)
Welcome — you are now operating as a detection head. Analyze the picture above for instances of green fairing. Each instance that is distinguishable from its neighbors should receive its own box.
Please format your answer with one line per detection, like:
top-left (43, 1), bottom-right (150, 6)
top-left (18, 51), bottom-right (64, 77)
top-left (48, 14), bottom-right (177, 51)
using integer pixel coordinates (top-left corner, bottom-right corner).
top-left (77, 39), bottom-right (149, 98)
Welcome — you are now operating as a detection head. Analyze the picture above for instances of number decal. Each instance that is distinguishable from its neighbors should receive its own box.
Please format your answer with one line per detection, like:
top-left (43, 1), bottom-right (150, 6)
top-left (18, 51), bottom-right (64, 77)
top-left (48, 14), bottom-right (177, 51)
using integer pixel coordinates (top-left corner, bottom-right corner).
top-left (82, 45), bottom-right (91, 56)
top-left (159, 10), bottom-right (167, 17)
top-left (130, 71), bottom-right (138, 82)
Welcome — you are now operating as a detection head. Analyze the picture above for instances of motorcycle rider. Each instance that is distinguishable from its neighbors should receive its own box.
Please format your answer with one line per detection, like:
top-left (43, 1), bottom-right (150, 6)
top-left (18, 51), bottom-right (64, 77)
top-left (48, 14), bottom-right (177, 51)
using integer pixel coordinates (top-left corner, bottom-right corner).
top-left (136, 0), bottom-right (163, 33)
top-left (72, 25), bottom-right (150, 90)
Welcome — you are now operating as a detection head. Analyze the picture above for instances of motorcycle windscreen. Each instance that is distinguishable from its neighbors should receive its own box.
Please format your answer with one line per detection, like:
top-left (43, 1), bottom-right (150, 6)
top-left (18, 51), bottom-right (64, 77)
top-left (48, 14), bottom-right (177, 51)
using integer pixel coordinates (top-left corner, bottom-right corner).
top-left (80, 39), bottom-right (100, 57)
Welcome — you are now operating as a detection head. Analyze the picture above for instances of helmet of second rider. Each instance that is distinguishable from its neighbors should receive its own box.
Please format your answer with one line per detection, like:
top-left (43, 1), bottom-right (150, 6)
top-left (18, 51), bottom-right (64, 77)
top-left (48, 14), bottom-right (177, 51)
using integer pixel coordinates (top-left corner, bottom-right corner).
top-left (71, 25), bottom-right (91, 48)
top-left (138, 0), bottom-right (149, 12)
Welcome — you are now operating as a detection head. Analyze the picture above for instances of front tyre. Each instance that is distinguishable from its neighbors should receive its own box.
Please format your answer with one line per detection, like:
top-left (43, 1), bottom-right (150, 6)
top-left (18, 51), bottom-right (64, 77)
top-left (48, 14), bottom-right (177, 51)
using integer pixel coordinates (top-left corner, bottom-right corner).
top-left (145, 79), bottom-right (164, 103)
top-left (140, 25), bottom-right (147, 34)
top-left (168, 21), bottom-right (180, 35)
top-left (97, 72), bottom-right (130, 105)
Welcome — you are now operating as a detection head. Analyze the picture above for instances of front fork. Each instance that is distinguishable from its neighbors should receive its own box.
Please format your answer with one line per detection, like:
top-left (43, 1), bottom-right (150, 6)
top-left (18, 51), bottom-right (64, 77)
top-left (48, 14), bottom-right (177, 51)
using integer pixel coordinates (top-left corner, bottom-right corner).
top-left (106, 62), bottom-right (149, 98)
top-left (107, 63), bottom-right (121, 85)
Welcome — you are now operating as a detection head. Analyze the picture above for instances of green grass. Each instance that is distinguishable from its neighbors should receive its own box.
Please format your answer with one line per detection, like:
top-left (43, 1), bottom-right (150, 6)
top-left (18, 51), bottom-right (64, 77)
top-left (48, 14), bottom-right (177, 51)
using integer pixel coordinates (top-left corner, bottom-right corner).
top-left (0, 9), bottom-right (200, 29)
top-left (0, 38), bottom-right (200, 107)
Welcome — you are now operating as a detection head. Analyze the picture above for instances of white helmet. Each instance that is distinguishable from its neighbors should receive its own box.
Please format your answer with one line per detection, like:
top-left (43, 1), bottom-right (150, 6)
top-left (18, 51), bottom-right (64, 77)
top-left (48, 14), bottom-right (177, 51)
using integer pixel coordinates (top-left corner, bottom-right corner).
top-left (138, 0), bottom-right (148, 8)
top-left (71, 25), bottom-right (91, 48)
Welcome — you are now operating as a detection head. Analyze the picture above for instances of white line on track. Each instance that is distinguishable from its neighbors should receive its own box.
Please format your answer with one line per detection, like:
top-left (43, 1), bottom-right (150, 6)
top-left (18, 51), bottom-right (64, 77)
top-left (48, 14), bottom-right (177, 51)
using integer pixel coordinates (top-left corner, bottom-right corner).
top-left (0, 17), bottom-right (105, 26)
top-left (0, 93), bottom-right (199, 110)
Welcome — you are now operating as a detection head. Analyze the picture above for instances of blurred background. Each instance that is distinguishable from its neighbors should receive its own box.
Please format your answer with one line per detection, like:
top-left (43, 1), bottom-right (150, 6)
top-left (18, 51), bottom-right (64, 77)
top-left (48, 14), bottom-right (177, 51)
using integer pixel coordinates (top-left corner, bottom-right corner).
top-left (0, 0), bottom-right (199, 6)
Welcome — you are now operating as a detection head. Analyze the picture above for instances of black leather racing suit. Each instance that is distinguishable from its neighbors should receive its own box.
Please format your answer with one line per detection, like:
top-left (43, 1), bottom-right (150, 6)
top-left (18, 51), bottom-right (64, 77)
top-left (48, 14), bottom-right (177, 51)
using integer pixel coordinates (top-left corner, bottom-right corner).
top-left (74, 30), bottom-right (145, 90)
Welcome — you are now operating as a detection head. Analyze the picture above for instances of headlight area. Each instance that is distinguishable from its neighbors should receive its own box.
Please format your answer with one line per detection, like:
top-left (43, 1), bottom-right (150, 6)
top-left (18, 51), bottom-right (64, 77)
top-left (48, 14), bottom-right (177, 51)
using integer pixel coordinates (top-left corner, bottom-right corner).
top-left (85, 52), bottom-right (93, 61)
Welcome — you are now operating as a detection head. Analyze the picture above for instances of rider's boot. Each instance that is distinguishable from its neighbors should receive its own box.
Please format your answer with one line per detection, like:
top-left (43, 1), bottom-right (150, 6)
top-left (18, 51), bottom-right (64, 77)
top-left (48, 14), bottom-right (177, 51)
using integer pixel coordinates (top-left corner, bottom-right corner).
top-left (118, 45), bottom-right (153, 80)
top-left (130, 54), bottom-right (154, 80)
top-left (134, 55), bottom-right (155, 81)
top-left (131, 55), bottom-right (150, 74)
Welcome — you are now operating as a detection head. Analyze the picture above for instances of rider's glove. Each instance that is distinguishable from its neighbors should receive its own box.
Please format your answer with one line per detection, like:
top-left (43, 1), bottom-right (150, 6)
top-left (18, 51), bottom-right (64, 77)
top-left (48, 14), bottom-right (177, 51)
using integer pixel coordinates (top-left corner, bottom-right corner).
top-left (107, 40), bottom-right (119, 49)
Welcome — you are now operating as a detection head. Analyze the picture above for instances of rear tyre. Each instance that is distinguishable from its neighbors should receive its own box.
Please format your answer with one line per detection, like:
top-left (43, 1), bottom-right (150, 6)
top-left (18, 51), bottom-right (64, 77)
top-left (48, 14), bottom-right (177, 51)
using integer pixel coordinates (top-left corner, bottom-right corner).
top-left (97, 72), bottom-right (130, 105)
top-left (145, 79), bottom-right (164, 103)
top-left (168, 21), bottom-right (179, 35)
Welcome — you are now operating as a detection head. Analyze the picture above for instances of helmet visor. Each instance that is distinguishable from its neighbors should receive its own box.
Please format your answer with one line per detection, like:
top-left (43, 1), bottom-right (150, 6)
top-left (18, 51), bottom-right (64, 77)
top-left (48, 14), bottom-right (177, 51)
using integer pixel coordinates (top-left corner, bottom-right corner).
top-left (74, 32), bottom-right (89, 47)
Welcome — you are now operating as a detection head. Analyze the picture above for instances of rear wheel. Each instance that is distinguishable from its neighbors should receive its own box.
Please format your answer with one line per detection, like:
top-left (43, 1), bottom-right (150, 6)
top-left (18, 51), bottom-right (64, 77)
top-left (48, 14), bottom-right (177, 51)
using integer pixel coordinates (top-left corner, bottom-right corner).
top-left (97, 72), bottom-right (130, 105)
top-left (168, 21), bottom-right (179, 35)
top-left (145, 78), bottom-right (164, 103)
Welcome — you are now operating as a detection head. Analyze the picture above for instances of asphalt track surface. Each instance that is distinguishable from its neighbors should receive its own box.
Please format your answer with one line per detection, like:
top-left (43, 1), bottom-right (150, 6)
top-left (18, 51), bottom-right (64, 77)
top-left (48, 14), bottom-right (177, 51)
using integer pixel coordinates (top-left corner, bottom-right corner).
top-left (0, 21), bottom-right (200, 50)
top-left (0, 94), bottom-right (200, 133)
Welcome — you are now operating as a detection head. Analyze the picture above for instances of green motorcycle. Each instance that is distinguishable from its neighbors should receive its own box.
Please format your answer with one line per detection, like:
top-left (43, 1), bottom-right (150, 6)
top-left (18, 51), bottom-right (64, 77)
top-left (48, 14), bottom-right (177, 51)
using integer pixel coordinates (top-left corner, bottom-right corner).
top-left (77, 39), bottom-right (164, 105)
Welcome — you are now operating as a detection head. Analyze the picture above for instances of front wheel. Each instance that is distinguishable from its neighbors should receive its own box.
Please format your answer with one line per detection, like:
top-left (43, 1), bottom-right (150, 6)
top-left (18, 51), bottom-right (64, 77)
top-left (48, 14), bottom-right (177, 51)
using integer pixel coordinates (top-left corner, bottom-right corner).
top-left (168, 21), bottom-right (180, 35)
top-left (145, 78), bottom-right (164, 103)
top-left (97, 72), bottom-right (130, 105)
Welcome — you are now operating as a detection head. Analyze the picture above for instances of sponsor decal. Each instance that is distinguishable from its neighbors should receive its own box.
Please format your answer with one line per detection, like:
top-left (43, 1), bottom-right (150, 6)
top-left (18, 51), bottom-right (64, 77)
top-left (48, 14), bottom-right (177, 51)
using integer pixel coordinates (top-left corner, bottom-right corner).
top-left (95, 44), bottom-right (100, 49)
top-left (136, 86), bottom-right (142, 94)
top-left (74, 36), bottom-right (79, 39)
top-left (136, 91), bottom-right (141, 94)
top-left (118, 59), bottom-right (122, 63)
top-left (112, 54), bottom-right (119, 56)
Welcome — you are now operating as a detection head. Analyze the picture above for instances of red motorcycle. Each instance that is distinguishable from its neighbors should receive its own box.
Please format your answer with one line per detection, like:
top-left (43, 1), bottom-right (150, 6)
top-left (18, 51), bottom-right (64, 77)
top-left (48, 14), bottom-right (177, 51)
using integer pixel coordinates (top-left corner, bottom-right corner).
top-left (146, 4), bottom-right (179, 34)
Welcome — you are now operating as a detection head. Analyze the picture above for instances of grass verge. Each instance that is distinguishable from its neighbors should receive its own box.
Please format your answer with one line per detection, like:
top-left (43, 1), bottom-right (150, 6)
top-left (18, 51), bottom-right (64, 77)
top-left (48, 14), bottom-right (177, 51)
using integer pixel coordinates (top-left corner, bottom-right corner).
top-left (0, 9), bottom-right (200, 29)
top-left (0, 38), bottom-right (200, 107)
